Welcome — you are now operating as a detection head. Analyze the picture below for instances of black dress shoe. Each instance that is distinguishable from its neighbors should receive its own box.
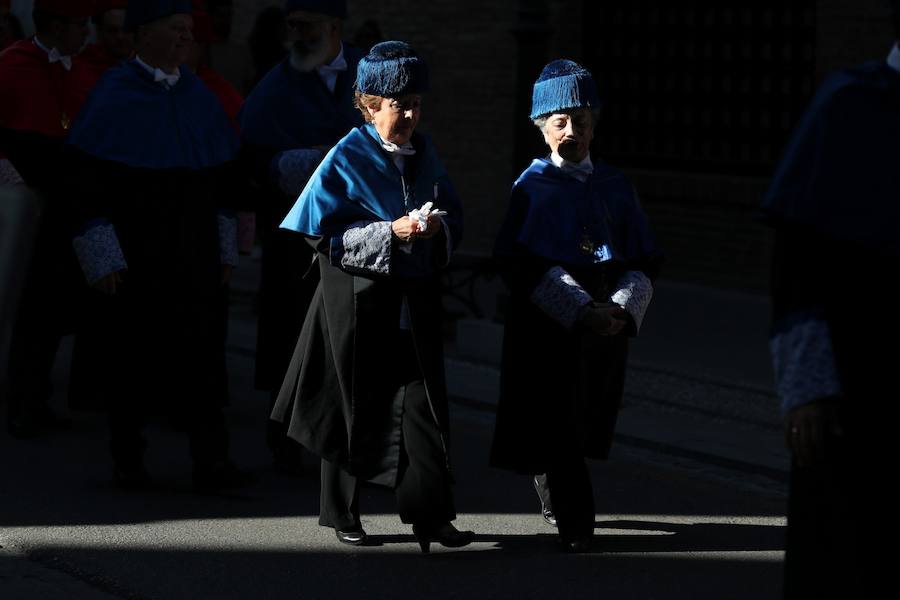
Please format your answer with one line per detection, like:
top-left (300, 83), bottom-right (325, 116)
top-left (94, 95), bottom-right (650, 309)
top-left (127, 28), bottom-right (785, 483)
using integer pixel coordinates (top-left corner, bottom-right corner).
top-left (412, 522), bottom-right (475, 554)
top-left (335, 527), bottom-right (367, 546)
top-left (192, 460), bottom-right (256, 491)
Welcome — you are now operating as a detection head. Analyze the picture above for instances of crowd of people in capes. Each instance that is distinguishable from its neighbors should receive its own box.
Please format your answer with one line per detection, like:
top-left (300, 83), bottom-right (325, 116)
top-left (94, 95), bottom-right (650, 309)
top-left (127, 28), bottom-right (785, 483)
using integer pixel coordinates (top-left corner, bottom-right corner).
top-left (2, 0), bottom-right (895, 590)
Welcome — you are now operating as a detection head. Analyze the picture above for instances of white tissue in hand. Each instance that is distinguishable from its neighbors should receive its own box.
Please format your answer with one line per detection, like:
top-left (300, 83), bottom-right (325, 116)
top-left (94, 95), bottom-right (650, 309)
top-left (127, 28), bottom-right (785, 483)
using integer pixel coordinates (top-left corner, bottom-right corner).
top-left (407, 201), bottom-right (448, 232)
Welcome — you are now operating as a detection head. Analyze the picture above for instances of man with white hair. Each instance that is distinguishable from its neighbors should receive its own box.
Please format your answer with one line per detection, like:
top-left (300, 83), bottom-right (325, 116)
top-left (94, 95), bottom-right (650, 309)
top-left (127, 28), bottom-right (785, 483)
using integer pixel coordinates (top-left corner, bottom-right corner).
top-left (239, 0), bottom-right (363, 475)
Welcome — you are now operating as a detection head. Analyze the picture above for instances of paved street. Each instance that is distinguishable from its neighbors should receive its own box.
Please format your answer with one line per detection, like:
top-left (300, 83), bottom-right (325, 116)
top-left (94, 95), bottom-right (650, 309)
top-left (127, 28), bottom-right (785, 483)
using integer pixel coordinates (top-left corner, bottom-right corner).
top-left (1, 257), bottom-right (788, 599)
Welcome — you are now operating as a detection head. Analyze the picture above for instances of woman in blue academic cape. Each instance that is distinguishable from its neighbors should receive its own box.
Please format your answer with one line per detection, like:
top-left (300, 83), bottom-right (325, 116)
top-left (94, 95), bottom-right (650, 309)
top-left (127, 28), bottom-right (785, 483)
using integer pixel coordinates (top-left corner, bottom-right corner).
top-left (272, 41), bottom-right (473, 552)
top-left (490, 60), bottom-right (663, 553)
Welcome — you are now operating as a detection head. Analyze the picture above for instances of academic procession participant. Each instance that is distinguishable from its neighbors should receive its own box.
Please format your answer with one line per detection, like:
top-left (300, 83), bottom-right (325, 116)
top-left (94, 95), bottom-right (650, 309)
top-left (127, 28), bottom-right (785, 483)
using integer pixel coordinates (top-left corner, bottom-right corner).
top-left (65, 0), bottom-right (250, 491)
top-left (239, 0), bottom-right (363, 474)
top-left (0, 0), bottom-right (95, 438)
top-left (272, 41), bottom-right (473, 552)
top-left (761, 4), bottom-right (900, 595)
top-left (79, 0), bottom-right (134, 84)
top-left (490, 60), bottom-right (662, 553)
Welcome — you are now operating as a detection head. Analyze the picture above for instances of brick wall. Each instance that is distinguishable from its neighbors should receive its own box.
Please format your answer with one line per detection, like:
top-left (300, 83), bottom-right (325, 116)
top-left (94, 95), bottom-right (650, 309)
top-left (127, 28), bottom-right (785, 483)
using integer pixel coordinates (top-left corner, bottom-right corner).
top-left (230, 0), bottom-right (896, 294)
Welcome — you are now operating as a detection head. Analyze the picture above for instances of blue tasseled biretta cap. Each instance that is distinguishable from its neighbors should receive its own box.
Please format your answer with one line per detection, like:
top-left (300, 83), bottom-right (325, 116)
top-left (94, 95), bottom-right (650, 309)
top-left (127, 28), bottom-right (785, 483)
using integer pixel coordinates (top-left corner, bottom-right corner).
top-left (125, 0), bottom-right (192, 29)
top-left (284, 0), bottom-right (346, 19)
top-left (355, 41), bottom-right (429, 98)
top-left (530, 59), bottom-right (601, 120)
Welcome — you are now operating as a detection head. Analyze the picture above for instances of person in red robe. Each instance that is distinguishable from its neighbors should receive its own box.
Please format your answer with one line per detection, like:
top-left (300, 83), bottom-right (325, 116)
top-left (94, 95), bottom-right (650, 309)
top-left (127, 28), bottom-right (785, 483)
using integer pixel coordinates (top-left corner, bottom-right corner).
top-left (186, 4), bottom-right (242, 128)
top-left (0, 0), bottom-right (96, 439)
top-left (79, 0), bottom-right (134, 84)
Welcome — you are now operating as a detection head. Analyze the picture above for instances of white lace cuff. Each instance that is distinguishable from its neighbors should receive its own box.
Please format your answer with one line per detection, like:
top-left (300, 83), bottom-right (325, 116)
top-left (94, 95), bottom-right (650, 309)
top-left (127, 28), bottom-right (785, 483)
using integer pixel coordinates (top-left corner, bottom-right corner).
top-left (530, 266), bottom-right (594, 329)
top-left (330, 220), bottom-right (392, 274)
top-left (218, 212), bottom-right (239, 266)
top-left (610, 270), bottom-right (653, 333)
top-left (770, 313), bottom-right (842, 414)
top-left (0, 158), bottom-right (23, 185)
top-left (72, 222), bottom-right (128, 284)
top-left (273, 148), bottom-right (324, 197)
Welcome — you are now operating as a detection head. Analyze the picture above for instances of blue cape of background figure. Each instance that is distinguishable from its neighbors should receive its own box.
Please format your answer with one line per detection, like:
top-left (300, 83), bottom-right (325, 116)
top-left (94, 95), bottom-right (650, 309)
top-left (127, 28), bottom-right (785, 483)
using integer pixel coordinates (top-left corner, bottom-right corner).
top-left (762, 60), bottom-right (900, 258)
top-left (66, 60), bottom-right (238, 169)
top-left (238, 47), bottom-right (365, 152)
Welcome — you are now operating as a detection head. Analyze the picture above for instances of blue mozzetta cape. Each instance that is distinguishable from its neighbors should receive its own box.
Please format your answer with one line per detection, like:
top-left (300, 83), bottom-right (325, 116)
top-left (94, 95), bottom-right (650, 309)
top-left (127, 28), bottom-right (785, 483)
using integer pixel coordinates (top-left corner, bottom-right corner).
top-left (66, 60), bottom-right (238, 169)
top-left (281, 123), bottom-right (461, 240)
top-left (239, 48), bottom-right (364, 152)
top-left (762, 61), bottom-right (900, 257)
top-left (495, 157), bottom-right (658, 268)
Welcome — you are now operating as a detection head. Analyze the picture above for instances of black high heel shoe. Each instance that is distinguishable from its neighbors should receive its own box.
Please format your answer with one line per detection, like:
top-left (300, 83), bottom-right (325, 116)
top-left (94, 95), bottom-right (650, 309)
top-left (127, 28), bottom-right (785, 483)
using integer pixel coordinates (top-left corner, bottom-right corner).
top-left (411, 522), bottom-right (474, 554)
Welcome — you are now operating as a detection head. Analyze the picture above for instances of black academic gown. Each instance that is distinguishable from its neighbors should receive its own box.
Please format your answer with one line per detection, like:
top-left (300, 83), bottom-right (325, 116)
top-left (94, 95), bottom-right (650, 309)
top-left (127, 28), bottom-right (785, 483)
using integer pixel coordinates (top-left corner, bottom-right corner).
top-left (763, 58), bottom-right (900, 599)
top-left (490, 159), bottom-right (662, 475)
top-left (271, 127), bottom-right (463, 487)
top-left (64, 61), bottom-right (240, 420)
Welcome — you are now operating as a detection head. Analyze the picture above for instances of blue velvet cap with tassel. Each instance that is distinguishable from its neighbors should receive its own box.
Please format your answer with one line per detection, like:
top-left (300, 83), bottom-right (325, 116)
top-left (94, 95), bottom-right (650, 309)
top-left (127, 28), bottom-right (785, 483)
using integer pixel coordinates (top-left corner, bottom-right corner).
top-left (284, 0), bottom-right (347, 19)
top-left (529, 59), bottom-right (601, 120)
top-left (125, 0), bottom-right (193, 29)
top-left (355, 41), bottom-right (429, 98)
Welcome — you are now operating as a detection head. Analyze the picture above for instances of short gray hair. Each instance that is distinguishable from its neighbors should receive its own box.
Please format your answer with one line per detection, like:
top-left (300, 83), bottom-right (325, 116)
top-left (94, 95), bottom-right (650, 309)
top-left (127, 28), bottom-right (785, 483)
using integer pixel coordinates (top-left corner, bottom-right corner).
top-left (532, 108), bottom-right (601, 132)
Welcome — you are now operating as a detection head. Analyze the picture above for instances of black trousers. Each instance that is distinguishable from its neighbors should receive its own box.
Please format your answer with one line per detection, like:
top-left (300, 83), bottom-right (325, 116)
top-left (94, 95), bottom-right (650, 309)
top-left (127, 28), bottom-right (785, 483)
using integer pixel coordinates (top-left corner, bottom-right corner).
top-left (544, 449), bottom-right (595, 542)
top-left (318, 340), bottom-right (455, 529)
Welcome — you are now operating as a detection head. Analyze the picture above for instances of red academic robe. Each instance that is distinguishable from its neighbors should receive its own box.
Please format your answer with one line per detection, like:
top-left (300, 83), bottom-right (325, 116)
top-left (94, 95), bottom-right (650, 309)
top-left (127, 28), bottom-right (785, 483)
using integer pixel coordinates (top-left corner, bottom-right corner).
top-left (197, 64), bottom-right (244, 131)
top-left (0, 39), bottom-right (95, 139)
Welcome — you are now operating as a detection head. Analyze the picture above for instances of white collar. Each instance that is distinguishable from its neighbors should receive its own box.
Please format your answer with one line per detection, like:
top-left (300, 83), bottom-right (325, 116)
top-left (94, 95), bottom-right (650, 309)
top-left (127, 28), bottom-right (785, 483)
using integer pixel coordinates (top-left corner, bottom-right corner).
top-left (550, 152), bottom-right (594, 182)
top-left (379, 135), bottom-right (416, 156)
top-left (888, 44), bottom-right (900, 75)
top-left (33, 36), bottom-right (72, 71)
top-left (134, 55), bottom-right (181, 88)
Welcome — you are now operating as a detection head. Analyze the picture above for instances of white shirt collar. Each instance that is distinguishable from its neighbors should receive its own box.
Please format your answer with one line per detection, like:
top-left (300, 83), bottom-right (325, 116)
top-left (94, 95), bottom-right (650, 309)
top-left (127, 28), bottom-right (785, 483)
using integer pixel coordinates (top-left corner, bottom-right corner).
top-left (134, 55), bottom-right (181, 88)
top-left (33, 36), bottom-right (72, 71)
top-left (888, 44), bottom-right (900, 75)
top-left (550, 152), bottom-right (594, 182)
top-left (377, 134), bottom-right (415, 172)
top-left (316, 44), bottom-right (347, 93)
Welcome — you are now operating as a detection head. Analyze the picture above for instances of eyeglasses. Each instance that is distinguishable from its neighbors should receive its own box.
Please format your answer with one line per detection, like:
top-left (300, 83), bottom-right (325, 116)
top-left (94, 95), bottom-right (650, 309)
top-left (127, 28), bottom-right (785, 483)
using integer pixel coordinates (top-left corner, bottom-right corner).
top-left (388, 98), bottom-right (423, 114)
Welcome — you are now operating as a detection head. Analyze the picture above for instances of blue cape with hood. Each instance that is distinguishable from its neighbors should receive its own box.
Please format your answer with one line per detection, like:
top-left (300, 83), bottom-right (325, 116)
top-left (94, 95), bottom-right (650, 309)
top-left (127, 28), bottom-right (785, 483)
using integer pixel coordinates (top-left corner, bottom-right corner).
top-left (495, 157), bottom-right (659, 269)
top-left (66, 60), bottom-right (238, 169)
top-left (280, 123), bottom-right (462, 242)
top-left (761, 60), bottom-right (900, 257)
